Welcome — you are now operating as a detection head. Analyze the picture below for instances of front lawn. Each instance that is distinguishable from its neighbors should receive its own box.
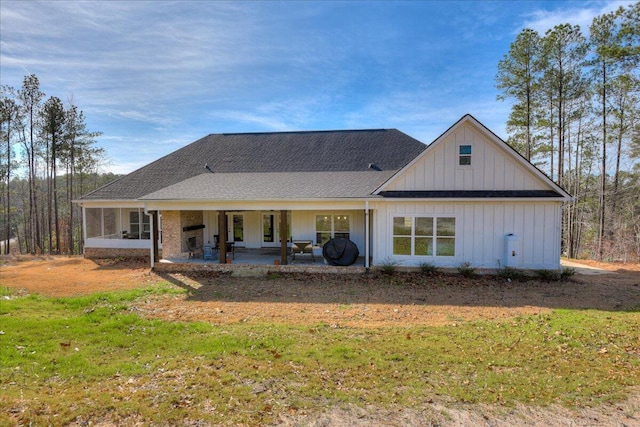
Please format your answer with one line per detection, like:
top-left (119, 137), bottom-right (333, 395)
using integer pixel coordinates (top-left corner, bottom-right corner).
top-left (1, 284), bottom-right (638, 425)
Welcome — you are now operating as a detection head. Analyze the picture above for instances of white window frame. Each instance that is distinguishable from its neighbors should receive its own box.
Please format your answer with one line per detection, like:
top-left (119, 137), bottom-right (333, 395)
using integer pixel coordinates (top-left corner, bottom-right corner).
top-left (85, 207), bottom-right (119, 239)
top-left (315, 213), bottom-right (351, 245)
top-left (128, 208), bottom-right (150, 239)
top-left (391, 215), bottom-right (457, 257)
top-left (458, 144), bottom-right (472, 167)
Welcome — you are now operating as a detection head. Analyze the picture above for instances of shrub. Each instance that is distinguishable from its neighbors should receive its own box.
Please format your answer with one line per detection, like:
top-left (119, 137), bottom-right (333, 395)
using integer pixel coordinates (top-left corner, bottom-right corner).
top-left (418, 261), bottom-right (439, 275)
top-left (535, 267), bottom-right (575, 281)
top-left (497, 266), bottom-right (526, 281)
top-left (534, 269), bottom-right (561, 281)
top-left (561, 267), bottom-right (576, 279)
top-left (378, 257), bottom-right (400, 275)
top-left (457, 261), bottom-right (476, 278)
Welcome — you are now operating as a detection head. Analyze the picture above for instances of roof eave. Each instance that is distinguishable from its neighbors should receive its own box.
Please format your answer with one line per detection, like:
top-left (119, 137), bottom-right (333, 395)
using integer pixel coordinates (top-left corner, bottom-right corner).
top-left (139, 196), bottom-right (377, 203)
top-left (75, 199), bottom-right (145, 205)
top-left (379, 197), bottom-right (569, 202)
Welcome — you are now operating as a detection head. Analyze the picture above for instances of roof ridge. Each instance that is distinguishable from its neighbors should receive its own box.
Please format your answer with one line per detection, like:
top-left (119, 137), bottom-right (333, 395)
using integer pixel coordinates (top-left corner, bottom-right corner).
top-left (219, 129), bottom-right (394, 136)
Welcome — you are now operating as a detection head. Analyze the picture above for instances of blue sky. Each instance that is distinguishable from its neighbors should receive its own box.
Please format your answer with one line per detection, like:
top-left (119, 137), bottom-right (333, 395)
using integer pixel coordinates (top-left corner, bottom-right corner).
top-left (0, 0), bottom-right (632, 174)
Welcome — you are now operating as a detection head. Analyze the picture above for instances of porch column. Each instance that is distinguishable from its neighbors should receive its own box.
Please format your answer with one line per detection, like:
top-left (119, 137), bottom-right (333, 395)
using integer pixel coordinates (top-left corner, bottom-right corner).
top-left (218, 210), bottom-right (227, 263)
top-left (365, 201), bottom-right (370, 270)
top-left (151, 210), bottom-right (159, 264)
top-left (280, 210), bottom-right (288, 265)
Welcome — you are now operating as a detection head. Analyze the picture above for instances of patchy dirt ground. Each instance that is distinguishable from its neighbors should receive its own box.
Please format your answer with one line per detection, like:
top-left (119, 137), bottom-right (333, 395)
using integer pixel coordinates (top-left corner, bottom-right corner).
top-left (1, 256), bottom-right (638, 328)
top-left (0, 256), bottom-right (157, 297)
top-left (1, 256), bottom-right (639, 426)
top-left (137, 266), bottom-right (639, 329)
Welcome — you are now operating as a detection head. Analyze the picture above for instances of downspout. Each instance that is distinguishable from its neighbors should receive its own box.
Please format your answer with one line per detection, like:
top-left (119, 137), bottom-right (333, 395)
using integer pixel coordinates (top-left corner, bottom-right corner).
top-left (558, 201), bottom-right (565, 269)
top-left (365, 200), bottom-right (370, 270)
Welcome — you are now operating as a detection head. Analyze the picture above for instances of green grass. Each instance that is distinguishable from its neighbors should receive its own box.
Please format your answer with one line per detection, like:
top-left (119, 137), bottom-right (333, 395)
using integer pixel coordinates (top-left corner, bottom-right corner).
top-left (1, 285), bottom-right (639, 425)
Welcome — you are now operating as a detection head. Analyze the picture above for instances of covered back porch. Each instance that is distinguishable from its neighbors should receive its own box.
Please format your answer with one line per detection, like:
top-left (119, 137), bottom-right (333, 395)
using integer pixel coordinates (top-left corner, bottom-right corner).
top-left (153, 203), bottom-right (373, 268)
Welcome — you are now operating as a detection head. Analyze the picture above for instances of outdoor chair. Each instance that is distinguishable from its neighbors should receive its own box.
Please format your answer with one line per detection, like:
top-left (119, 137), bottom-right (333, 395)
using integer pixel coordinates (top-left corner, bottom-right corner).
top-left (291, 240), bottom-right (314, 263)
top-left (203, 244), bottom-right (214, 260)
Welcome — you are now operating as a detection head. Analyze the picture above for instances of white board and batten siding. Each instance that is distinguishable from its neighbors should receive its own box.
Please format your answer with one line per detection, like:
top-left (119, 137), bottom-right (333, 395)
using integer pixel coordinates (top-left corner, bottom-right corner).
top-left (372, 201), bottom-right (561, 269)
top-left (373, 116), bottom-right (568, 270)
top-left (383, 121), bottom-right (547, 193)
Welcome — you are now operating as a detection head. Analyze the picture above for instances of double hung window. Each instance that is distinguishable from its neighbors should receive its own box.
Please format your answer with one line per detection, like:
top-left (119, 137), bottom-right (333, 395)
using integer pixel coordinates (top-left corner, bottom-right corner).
top-left (129, 210), bottom-right (150, 239)
top-left (459, 145), bottom-right (472, 166)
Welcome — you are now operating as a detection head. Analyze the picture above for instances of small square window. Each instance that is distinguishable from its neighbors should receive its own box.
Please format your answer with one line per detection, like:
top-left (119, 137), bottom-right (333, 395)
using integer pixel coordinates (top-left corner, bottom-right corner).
top-left (459, 145), bottom-right (472, 166)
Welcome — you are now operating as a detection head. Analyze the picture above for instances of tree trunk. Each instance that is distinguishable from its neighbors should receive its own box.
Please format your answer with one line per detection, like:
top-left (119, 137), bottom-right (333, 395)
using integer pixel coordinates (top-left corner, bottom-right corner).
top-left (69, 145), bottom-right (75, 254)
top-left (611, 96), bottom-right (624, 219)
top-left (4, 116), bottom-right (11, 254)
top-left (597, 63), bottom-right (607, 260)
top-left (47, 137), bottom-right (53, 254)
top-left (53, 157), bottom-right (60, 254)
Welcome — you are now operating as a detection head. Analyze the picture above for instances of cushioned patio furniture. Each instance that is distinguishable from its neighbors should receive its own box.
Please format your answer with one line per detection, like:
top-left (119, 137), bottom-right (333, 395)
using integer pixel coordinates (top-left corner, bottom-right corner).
top-left (291, 240), bottom-right (315, 263)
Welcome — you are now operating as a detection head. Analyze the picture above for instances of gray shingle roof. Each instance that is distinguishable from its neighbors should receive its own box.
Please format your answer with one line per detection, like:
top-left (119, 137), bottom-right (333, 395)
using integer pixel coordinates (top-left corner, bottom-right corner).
top-left (141, 171), bottom-right (396, 200)
top-left (81, 129), bottom-right (426, 200)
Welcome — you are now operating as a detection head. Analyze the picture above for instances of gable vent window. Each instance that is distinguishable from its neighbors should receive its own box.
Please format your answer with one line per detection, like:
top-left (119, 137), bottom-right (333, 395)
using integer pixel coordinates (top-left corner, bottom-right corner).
top-left (459, 145), bottom-right (472, 166)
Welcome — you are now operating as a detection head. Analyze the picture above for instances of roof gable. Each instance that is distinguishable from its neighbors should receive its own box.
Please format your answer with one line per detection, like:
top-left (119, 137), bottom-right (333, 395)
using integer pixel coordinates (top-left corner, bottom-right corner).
top-left (81, 129), bottom-right (426, 200)
top-left (375, 115), bottom-right (571, 199)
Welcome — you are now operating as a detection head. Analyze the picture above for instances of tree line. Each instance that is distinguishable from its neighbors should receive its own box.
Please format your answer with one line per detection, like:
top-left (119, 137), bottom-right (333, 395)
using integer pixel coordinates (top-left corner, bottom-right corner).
top-left (1, 74), bottom-right (117, 255)
top-left (2, 5), bottom-right (638, 262)
top-left (495, 3), bottom-right (639, 262)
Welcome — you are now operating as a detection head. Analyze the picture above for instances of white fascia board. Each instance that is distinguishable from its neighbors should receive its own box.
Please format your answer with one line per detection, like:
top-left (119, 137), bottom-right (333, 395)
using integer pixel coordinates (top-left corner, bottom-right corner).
top-left (76, 200), bottom-right (146, 208)
top-left (373, 114), bottom-right (572, 201)
top-left (377, 197), bottom-right (566, 203)
top-left (463, 116), bottom-right (572, 200)
top-left (143, 198), bottom-right (373, 211)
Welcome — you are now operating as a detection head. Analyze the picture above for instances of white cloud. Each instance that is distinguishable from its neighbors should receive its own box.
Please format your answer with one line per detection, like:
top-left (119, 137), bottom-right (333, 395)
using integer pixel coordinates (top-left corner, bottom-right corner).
top-left (204, 91), bottom-right (342, 132)
top-left (5, 0), bottom-right (612, 174)
top-left (521, 0), bottom-right (634, 34)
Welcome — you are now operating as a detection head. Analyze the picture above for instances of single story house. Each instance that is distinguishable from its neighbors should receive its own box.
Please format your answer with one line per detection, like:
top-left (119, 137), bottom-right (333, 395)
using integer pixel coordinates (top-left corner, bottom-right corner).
top-left (78, 114), bottom-right (571, 269)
